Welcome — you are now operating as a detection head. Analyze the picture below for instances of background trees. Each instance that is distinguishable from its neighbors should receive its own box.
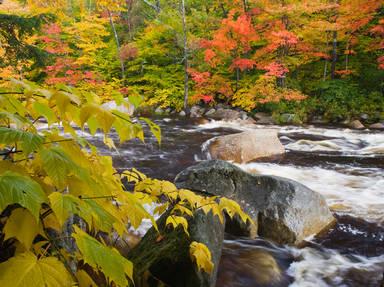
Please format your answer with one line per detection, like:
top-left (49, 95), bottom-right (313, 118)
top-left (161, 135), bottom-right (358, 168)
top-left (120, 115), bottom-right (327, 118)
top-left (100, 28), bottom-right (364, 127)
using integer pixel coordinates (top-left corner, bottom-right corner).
top-left (0, 0), bottom-right (383, 117)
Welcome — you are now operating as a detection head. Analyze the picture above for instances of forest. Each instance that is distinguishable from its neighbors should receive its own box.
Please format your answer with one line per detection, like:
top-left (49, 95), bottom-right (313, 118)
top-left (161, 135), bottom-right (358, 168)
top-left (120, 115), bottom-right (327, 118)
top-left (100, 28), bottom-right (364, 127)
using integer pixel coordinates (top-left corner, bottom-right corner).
top-left (0, 0), bottom-right (384, 286)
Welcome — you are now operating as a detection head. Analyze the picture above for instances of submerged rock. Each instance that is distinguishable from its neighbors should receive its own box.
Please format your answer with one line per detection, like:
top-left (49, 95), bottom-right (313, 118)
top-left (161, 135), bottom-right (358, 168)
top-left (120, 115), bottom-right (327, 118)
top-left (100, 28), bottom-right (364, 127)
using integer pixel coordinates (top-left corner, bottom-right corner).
top-left (175, 160), bottom-right (335, 245)
top-left (128, 210), bottom-right (224, 287)
top-left (217, 248), bottom-right (284, 287)
top-left (207, 129), bottom-right (285, 163)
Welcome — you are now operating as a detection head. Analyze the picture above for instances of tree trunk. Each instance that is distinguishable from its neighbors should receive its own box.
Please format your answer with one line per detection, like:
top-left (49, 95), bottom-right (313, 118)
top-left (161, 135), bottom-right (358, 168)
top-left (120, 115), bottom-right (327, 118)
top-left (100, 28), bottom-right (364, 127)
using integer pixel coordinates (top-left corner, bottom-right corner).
top-left (181, 0), bottom-right (189, 113)
top-left (323, 32), bottom-right (330, 81)
top-left (108, 10), bottom-right (125, 80)
top-left (242, 0), bottom-right (248, 12)
top-left (330, 30), bottom-right (337, 79)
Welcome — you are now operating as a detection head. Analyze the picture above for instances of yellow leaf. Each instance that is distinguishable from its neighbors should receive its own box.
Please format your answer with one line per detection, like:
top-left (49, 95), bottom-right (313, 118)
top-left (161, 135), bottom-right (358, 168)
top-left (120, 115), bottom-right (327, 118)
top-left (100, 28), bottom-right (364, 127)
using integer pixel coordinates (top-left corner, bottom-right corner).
top-left (172, 204), bottom-right (193, 216)
top-left (103, 136), bottom-right (117, 151)
top-left (219, 198), bottom-right (253, 224)
top-left (189, 242), bottom-right (214, 274)
top-left (179, 189), bottom-right (202, 208)
top-left (122, 168), bottom-right (147, 183)
top-left (3, 208), bottom-right (40, 249)
top-left (166, 215), bottom-right (189, 235)
top-left (76, 270), bottom-right (97, 287)
top-left (0, 252), bottom-right (74, 287)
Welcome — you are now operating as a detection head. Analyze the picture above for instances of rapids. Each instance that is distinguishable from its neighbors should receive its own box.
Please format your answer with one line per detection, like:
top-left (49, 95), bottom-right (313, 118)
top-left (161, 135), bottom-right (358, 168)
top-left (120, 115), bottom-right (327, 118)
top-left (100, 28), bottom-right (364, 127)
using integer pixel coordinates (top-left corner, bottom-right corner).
top-left (61, 117), bottom-right (384, 286)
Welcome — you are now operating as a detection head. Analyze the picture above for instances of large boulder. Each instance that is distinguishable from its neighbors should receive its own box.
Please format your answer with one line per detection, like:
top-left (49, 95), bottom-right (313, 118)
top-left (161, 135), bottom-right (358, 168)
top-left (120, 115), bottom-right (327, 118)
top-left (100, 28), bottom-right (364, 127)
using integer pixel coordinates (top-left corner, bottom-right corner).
top-left (128, 210), bottom-right (224, 287)
top-left (206, 108), bottom-right (241, 121)
top-left (206, 129), bottom-right (285, 163)
top-left (175, 160), bottom-right (335, 245)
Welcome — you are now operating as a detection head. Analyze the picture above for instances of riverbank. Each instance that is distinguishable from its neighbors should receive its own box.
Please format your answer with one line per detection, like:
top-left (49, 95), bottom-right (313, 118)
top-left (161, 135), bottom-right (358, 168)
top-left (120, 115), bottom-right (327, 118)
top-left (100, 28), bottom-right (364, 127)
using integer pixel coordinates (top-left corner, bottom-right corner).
top-left (138, 104), bottom-right (384, 131)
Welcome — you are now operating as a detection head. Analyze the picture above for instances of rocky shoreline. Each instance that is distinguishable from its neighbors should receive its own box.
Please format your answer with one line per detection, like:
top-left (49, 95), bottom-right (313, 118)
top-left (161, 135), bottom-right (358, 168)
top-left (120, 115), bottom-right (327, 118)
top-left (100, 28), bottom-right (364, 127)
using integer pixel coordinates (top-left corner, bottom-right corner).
top-left (144, 104), bottom-right (384, 130)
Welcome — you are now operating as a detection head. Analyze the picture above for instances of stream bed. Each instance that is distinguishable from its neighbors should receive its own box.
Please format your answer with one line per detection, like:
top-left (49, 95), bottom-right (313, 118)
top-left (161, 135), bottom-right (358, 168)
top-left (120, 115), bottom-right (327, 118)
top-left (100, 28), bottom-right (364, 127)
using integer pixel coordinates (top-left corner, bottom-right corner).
top-left (83, 117), bottom-right (384, 286)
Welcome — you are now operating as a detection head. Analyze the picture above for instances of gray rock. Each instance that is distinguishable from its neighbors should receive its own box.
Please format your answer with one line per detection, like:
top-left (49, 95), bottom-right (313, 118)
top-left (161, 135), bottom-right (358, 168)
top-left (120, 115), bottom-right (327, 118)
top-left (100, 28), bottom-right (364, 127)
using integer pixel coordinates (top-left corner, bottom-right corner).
top-left (349, 120), bottom-right (365, 129)
top-left (165, 108), bottom-right (172, 114)
top-left (240, 112), bottom-right (248, 121)
top-left (253, 112), bottom-right (275, 125)
top-left (369, 122), bottom-right (384, 130)
top-left (360, 113), bottom-right (369, 121)
top-left (190, 105), bottom-right (205, 118)
top-left (207, 109), bottom-right (241, 121)
top-left (205, 108), bottom-right (216, 116)
top-left (179, 110), bottom-right (186, 117)
top-left (155, 107), bottom-right (164, 115)
top-left (128, 210), bottom-right (224, 287)
top-left (206, 130), bottom-right (285, 163)
top-left (310, 116), bottom-right (328, 125)
top-left (175, 160), bottom-right (335, 245)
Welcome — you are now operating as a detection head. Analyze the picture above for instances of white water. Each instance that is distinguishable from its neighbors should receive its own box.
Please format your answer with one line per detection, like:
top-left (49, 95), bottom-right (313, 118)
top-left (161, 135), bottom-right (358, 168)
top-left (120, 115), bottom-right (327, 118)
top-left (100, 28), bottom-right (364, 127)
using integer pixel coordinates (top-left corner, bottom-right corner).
top-left (239, 163), bottom-right (384, 224)
top-left (287, 247), bottom-right (384, 287)
top-left (198, 120), bottom-right (384, 156)
top-left (199, 120), bottom-right (384, 223)
top-left (198, 120), bottom-right (384, 286)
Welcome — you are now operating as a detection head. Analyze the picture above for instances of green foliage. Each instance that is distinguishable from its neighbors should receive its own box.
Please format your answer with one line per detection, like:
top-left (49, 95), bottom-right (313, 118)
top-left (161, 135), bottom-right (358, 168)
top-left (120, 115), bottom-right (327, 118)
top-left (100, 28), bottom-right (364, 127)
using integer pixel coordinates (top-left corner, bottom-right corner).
top-left (0, 171), bottom-right (47, 220)
top-left (272, 80), bottom-right (384, 122)
top-left (73, 226), bottom-right (134, 286)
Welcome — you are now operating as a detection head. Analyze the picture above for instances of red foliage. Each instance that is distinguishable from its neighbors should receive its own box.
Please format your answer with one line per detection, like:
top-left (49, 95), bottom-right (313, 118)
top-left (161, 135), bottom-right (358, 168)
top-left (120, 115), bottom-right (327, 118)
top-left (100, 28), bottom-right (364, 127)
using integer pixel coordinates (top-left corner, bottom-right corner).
top-left (119, 44), bottom-right (138, 61)
top-left (201, 10), bottom-right (258, 68)
top-left (189, 69), bottom-right (211, 87)
top-left (43, 23), bottom-right (61, 35)
top-left (312, 52), bottom-right (331, 60)
top-left (378, 56), bottom-right (384, 70)
top-left (263, 62), bottom-right (289, 77)
top-left (230, 58), bottom-right (256, 71)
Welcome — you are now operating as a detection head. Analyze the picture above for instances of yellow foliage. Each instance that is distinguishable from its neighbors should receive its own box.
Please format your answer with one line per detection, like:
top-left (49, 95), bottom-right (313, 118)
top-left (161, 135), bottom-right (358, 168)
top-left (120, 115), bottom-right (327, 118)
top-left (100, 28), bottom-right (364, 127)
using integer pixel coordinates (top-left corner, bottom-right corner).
top-left (0, 79), bottom-right (252, 286)
top-left (166, 215), bottom-right (189, 235)
top-left (0, 252), bottom-right (74, 287)
top-left (3, 208), bottom-right (40, 249)
top-left (189, 241), bottom-right (214, 274)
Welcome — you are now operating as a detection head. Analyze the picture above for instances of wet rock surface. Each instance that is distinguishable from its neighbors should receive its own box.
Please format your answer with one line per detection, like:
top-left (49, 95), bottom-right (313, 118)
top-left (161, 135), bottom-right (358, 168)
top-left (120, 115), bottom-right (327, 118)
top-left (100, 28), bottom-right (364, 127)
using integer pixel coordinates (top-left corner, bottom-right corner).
top-left (175, 160), bottom-right (335, 245)
top-left (128, 210), bottom-right (224, 287)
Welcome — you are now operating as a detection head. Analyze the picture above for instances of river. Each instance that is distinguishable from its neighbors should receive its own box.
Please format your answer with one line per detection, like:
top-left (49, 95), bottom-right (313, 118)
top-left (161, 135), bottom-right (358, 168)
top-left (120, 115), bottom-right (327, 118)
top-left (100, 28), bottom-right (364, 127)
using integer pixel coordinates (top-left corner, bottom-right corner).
top-left (81, 117), bottom-right (384, 286)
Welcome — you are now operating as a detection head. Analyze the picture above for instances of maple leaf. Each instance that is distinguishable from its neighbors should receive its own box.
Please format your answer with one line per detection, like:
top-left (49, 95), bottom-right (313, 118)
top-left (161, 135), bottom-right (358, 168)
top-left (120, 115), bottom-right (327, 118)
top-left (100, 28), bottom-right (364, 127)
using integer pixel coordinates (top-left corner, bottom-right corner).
top-left (189, 242), bottom-right (214, 273)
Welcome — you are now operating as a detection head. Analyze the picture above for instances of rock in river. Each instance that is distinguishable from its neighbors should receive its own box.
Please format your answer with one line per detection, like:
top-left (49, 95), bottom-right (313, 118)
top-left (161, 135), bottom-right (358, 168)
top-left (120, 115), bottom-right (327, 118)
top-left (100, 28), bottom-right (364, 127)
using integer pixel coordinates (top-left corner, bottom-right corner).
top-left (206, 129), bottom-right (285, 163)
top-left (206, 108), bottom-right (241, 121)
top-left (175, 160), bottom-right (335, 245)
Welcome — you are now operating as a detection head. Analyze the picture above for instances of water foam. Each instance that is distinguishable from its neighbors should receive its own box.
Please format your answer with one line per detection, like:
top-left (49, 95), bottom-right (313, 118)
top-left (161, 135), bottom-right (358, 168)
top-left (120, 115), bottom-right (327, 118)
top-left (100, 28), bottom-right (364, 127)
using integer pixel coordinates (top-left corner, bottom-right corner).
top-left (238, 162), bottom-right (384, 223)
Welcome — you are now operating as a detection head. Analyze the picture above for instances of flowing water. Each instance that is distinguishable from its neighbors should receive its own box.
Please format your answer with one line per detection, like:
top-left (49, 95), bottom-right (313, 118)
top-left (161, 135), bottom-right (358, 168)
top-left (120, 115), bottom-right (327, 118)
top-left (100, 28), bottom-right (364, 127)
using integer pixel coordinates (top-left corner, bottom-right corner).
top-left (78, 117), bottom-right (384, 286)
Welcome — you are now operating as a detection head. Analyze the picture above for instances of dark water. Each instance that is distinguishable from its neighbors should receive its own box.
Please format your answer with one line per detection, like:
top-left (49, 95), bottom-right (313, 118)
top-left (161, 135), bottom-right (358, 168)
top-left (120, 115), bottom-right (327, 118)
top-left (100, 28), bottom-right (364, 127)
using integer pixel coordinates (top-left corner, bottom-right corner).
top-left (84, 117), bottom-right (384, 286)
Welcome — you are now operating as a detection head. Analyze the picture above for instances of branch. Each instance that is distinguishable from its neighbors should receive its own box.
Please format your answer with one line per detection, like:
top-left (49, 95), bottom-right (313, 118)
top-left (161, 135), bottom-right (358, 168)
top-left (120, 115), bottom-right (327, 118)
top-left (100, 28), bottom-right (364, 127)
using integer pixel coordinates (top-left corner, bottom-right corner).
top-left (142, 0), bottom-right (160, 12)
